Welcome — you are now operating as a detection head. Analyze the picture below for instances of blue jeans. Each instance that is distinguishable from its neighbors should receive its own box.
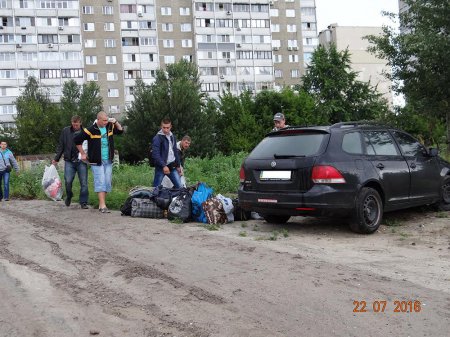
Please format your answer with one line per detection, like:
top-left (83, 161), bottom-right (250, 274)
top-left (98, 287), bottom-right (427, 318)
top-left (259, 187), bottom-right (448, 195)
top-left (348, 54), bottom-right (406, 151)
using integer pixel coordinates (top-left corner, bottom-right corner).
top-left (153, 166), bottom-right (182, 188)
top-left (91, 160), bottom-right (113, 192)
top-left (64, 161), bottom-right (89, 204)
top-left (0, 170), bottom-right (9, 200)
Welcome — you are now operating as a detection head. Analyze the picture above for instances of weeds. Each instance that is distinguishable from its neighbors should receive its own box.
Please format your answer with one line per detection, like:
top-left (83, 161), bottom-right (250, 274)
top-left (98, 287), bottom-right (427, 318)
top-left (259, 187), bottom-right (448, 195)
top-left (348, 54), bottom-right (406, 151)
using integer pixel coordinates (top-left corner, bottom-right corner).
top-left (280, 228), bottom-right (289, 238)
top-left (252, 224), bottom-right (260, 231)
top-left (241, 223), bottom-right (248, 228)
top-left (239, 231), bottom-right (247, 237)
top-left (384, 218), bottom-right (402, 227)
top-left (269, 231), bottom-right (279, 241)
top-left (204, 224), bottom-right (221, 231)
top-left (436, 212), bottom-right (448, 218)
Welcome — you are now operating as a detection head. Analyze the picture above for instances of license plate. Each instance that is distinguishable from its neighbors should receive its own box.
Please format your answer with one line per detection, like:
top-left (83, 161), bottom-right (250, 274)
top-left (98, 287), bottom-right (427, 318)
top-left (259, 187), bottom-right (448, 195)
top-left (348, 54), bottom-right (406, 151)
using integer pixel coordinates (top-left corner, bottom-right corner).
top-left (258, 198), bottom-right (278, 203)
top-left (260, 170), bottom-right (291, 180)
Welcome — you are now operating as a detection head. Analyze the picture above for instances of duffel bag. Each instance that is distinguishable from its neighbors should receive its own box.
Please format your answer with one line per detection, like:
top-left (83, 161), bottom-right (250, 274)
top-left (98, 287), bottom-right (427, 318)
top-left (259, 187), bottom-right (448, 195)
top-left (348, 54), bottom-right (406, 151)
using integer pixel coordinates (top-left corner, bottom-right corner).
top-left (131, 198), bottom-right (164, 218)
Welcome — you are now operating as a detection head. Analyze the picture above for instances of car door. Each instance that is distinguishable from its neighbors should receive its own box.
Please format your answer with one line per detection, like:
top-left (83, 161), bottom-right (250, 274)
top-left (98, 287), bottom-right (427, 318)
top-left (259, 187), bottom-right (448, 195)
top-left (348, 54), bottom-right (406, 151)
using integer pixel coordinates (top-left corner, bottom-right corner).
top-left (363, 130), bottom-right (410, 206)
top-left (391, 131), bottom-right (441, 202)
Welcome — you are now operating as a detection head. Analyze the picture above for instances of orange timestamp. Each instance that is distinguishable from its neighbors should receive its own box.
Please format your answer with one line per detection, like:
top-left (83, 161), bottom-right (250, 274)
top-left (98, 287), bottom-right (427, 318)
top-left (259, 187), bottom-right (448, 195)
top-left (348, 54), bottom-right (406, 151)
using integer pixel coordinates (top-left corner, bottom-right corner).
top-left (353, 300), bottom-right (422, 313)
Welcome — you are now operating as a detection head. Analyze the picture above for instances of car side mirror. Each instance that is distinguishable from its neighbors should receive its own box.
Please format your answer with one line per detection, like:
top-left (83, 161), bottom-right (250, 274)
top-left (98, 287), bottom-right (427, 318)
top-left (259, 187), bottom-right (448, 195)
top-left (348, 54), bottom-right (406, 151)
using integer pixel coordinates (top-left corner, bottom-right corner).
top-left (428, 147), bottom-right (438, 157)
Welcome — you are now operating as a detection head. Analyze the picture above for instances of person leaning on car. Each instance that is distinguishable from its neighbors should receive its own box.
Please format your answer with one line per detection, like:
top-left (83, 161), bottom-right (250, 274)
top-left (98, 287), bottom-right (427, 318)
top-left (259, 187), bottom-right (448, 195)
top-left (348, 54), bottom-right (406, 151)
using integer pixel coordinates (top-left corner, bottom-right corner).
top-left (272, 113), bottom-right (289, 131)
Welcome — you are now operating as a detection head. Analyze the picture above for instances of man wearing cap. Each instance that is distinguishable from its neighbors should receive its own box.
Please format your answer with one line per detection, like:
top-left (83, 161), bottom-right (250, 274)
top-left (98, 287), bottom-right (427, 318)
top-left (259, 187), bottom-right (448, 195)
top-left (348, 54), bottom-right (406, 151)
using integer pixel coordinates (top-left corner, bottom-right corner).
top-left (272, 113), bottom-right (289, 131)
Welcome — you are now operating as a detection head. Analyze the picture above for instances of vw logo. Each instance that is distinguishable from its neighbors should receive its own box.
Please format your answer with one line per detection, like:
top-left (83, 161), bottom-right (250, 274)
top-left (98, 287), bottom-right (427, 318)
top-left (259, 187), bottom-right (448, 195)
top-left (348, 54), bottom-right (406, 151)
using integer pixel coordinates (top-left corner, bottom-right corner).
top-left (271, 161), bottom-right (277, 168)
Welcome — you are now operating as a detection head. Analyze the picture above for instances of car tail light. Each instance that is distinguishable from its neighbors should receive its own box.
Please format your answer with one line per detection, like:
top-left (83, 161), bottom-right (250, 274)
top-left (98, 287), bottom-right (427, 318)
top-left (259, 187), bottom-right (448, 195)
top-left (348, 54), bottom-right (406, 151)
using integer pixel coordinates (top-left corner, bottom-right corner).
top-left (311, 166), bottom-right (346, 184)
top-left (239, 166), bottom-right (245, 183)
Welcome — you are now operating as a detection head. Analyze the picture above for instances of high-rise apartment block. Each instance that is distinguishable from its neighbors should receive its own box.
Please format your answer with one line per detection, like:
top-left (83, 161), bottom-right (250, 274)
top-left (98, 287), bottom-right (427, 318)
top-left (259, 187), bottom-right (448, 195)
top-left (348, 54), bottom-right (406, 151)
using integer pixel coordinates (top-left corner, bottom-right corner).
top-left (0, 0), bottom-right (317, 126)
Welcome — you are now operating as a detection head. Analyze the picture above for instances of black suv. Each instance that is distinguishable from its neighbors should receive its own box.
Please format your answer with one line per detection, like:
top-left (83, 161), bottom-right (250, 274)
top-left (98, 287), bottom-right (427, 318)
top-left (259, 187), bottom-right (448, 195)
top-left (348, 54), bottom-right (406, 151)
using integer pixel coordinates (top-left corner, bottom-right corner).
top-left (238, 122), bottom-right (450, 234)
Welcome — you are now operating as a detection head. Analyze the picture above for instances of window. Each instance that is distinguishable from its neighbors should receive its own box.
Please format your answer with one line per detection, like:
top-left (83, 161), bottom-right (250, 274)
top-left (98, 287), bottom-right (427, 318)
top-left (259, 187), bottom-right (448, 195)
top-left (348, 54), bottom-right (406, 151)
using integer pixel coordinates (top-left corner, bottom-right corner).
top-left (109, 105), bottom-right (120, 114)
top-left (162, 23), bottom-right (173, 32)
top-left (0, 34), bottom-right (14, 43)
top-left (161, 7), bottom-right (171, 15)
top-left (85, 56), bottom-right (97, 65)
top-left (273, 54), bottom-right (282, 63)
top-left (104, 22), bottom-right (115, 31)
top-left (140, 37), bottom-right (156, 46)
top-left (61, 52), bottom-right (81, 60)
top-left (83, 23), bottom-right (95, 31)
top-left (38, 34), bottom-right (58, 44)
top-left (180, 23), bottom-right (191, 32)
top-left (302, 22), bottom-right (317, 30)
top-left (181, 39), bottom-right (192, 48)
top-left (105, 55), bottom-right (117, 64)
top-left (124, 70), bottom-right (141, 79)
top-left (286, 9), bottom-right (296, 17)
top-left (67, 35), bottom-right (80, 44)
top-left (84, 39), bottom-right (96, 48)
top-left (289, 55), bottom-right (299, 63)
top-left (271, 24), bottom-right (280, 32)
top-left (0, 105), bottom-right (16, 115)
top-left (61, 69), bottom-right (83, 78)
top-left (0, 69), bottom-right (16, 79)
top-left (0, 52), bottom-right (15, 61)
top-left (270, 9), bottom-right (279, 17)
top-left (82, 6), bottom-right (93, 14)
top-left (201, 83), bottom-right (219, 93)
top-left (108, 89), bottom-right (119, 97)
top-left (342, 132), bottom-right (363, 154)
top-left (163, 39), bottom-right (174, 48)
top-left (288, 40), bottom-right (298, 48)
top-left (164, 55), bottom-right (175, 64)
top-left (40, 69), bottom-right (61, 79)
top-left (364, 131), bottom-right (398, 156)
top-left (102, 6), bottom-right (113, 15)
top-left (180, 7), bottom-right (190, 15)
top-left (104, 39), bottom-right (116, 48)
top-left (86, 72), bottom-right (98, 81)
top-left (274, 69), bottom-right (283, 78)
top-left (301, 7), bottom-right (316, 16)
top-left (120, 4), bottom-right (136, 13)
top-left (290, 69), bottom-right (300, 78)
top-left (392, 132), bottom-right (425, 157)
top-left (107, 73), bottom-right (118, 81)
top-left (287, 24), bottom-right (297, 32)
top-left (303, 37), bottom-right (318, 46)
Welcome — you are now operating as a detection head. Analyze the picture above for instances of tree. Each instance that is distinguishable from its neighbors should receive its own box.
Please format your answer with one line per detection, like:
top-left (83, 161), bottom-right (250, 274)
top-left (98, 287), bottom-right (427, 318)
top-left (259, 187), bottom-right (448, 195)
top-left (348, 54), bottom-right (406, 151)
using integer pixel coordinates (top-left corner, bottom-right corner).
top-left (366, 0), bottom-right (450, 150)
top-left (60, 80), bottom-right (103, 126)
top-left (120, 60), bottom-right (217, 162)
top-left (14, 77), bottom-right (62, 154)
top-left (298, 45), bottom-right (390, 124)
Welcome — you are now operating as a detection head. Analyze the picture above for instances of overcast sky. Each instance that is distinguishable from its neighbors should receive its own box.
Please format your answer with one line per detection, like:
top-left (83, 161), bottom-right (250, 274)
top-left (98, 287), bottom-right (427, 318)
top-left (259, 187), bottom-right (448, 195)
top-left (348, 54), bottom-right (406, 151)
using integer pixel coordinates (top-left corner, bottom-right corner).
top-left (315, 0), bottom-right (400, 33)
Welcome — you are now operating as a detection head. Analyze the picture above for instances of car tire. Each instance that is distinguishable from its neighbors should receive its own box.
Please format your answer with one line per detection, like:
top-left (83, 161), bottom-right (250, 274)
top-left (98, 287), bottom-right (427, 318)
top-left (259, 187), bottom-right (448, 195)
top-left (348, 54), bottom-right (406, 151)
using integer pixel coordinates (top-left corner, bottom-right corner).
top-left (263, 214), bottom-right (291, 224)
top-left (437, 178), bottom-right (450, 211)
top-left (350, 187), bottom-right (383, 234)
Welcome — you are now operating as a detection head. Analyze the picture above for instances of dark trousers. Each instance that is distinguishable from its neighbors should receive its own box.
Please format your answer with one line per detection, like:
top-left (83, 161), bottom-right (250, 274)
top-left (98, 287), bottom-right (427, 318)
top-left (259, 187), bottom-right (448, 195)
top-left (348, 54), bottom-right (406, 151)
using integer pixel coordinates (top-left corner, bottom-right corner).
top-left (64, 161), bottom-right (89, 204)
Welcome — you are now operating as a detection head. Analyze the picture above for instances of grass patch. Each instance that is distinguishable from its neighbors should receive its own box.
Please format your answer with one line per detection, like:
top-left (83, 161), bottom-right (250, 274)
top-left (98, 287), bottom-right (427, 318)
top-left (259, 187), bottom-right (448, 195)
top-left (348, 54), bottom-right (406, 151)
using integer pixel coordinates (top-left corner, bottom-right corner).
top-left (204, 224), bottom-right (221, 231)
top-left (280, 228), bottom-right (289, 238)
top-left (436, 212), bottom-right (448, 218)
top-left (238, 231), bottom-right (247, 237)
top-left (268, 230), bottom-right (279, 241)
top-left (252, 224), bottom-right (260, 231)
top-left (240, 223), bottom-right (248, 228)
top-left (383, 218), bottom-right (402, 227)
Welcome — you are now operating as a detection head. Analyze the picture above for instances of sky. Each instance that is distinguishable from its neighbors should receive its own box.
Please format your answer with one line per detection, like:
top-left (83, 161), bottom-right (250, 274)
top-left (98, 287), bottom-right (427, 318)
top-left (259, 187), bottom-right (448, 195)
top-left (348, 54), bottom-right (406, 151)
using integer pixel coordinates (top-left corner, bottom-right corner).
top-left (315, 0), bottom-right (400, 33)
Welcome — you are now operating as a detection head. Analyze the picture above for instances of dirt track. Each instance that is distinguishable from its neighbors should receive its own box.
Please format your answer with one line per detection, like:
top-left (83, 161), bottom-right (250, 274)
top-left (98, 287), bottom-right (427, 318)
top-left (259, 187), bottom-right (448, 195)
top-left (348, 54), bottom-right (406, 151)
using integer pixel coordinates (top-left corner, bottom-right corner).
top-left (0, 200), bottom-right (449, 337)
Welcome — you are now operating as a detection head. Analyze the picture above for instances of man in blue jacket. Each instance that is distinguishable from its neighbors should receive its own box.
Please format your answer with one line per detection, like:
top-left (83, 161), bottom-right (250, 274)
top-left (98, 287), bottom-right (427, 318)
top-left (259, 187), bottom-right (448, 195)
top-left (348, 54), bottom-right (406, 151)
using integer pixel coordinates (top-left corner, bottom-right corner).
top-left (152, 118), bottom-right (182, 188)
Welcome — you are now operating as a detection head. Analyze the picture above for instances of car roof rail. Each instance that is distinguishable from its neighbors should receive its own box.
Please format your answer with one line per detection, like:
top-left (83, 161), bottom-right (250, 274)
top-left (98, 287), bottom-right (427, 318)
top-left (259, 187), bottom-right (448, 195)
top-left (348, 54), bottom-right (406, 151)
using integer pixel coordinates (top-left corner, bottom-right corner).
top-left (330, 120), bottom-right (389, 129)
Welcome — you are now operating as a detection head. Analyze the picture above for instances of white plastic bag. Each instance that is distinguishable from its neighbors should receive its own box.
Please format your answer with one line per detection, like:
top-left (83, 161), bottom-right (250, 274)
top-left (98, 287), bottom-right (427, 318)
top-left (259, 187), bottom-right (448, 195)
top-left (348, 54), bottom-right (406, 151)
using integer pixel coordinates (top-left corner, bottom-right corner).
top-left (216, 194), bottom-right (234, 223)
top-left (42, 165), bottom-right (63, 201)
top-left (161, 175), bottom-right (187, 188)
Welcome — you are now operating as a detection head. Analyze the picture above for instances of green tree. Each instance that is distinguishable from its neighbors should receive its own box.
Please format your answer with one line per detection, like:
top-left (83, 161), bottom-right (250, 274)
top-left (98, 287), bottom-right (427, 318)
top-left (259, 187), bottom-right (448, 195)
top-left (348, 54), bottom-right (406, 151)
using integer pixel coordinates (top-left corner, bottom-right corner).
top-left (60, 80), bottom-right (103, 126)
top-left (298, 44), bottom-right (390, 124)
top-left (14, 77), bottom-right (62, 154)
top-left (366, 0), bottom-right (450, 150)
top-left (120, 60), bottom-right (217, 162)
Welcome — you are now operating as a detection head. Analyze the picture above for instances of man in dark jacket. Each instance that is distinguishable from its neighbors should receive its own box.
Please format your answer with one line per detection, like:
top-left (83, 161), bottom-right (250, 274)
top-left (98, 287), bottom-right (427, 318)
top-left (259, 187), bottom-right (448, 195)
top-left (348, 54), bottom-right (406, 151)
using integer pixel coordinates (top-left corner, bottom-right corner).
top-left (53, 115), bottom-right (89, 208)
top-left (74, 111), bottom-right (123, 213)
top-left (152, 118), bottom-right (182, 188)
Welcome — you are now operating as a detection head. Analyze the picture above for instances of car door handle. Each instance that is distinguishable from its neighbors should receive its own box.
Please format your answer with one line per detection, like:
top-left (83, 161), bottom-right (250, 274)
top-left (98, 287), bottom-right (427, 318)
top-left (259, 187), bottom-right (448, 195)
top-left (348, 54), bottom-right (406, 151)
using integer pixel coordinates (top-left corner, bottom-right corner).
top-left (376, 163), bottom-right (384, 170)
top-left (410, 162), bottom-right (416, 169)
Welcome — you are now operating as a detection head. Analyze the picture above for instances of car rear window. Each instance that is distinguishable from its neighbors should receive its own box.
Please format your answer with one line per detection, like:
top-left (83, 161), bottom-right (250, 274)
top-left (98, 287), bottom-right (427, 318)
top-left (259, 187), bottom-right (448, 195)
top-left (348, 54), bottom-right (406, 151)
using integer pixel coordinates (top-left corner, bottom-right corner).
top-left (249, 132), bottom-right (328, 158)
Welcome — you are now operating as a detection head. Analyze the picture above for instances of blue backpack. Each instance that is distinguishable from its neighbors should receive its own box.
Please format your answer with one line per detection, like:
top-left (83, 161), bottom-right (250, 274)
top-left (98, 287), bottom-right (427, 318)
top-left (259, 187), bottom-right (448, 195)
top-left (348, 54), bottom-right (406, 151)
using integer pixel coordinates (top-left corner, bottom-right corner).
top-left (191, 183), bottom-right (213, 223)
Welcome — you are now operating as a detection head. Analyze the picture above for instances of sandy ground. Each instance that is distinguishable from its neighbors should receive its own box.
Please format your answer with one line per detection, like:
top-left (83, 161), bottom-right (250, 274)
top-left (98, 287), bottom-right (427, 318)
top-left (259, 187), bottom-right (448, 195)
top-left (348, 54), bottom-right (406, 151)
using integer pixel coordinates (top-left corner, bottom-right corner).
top-left (0, 199), bottom-right (449, 337)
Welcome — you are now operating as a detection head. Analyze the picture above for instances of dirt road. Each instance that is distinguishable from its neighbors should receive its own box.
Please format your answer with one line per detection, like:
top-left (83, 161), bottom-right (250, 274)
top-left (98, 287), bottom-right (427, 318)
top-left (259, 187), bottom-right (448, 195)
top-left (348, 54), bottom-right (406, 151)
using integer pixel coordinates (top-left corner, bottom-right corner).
top-left (0, 200), bottom-right (449, 337)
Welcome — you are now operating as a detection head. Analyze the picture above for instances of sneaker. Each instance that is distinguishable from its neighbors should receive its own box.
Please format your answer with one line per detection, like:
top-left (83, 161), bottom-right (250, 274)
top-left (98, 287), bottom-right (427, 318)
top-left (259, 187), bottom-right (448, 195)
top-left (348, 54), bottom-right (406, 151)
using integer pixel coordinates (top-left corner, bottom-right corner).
top-left (80, 203), bottom-right (89, 209)
top-left (99, 207), bottom-right (110, 213)
top-left (4, 198), bottom-right (8, 201)
top-left (65, 197), bottom-right (71, 207)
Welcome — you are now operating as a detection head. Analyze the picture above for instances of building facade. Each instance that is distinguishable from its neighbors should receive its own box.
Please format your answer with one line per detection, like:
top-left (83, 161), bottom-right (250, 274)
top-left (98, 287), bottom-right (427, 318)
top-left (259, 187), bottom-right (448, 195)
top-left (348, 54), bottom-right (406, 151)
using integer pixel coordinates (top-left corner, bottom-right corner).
top-left (318, 23), bottom-right (393, 106)
top-left (0, 0), bottom-right (317, 126)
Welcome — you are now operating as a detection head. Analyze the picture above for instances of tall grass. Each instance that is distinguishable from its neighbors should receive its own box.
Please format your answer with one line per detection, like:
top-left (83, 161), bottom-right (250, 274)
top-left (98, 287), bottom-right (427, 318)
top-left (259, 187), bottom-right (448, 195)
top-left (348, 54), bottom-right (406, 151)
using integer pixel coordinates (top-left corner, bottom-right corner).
top-left (10, 152), bottom-right (248, 209)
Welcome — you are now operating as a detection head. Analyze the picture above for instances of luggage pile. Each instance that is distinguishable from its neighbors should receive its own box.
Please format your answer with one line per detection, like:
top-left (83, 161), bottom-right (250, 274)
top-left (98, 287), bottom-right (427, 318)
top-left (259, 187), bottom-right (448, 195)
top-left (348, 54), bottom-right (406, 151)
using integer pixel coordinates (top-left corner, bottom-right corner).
top-left (121, 182), bottom-right (247, 225)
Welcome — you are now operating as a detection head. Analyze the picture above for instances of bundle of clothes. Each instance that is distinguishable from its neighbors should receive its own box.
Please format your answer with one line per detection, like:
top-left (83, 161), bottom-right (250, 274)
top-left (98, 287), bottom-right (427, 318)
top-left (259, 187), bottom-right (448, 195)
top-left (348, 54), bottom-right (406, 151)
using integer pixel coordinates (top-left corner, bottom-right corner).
top-left (120, 182), bottom-right (251, 225)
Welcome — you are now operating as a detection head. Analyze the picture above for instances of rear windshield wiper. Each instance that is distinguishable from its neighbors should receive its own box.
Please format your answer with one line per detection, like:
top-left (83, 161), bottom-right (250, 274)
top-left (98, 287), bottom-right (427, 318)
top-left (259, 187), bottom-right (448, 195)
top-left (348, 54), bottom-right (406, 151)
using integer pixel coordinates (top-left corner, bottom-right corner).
top-left (274, 154), bottom-right (306, 159)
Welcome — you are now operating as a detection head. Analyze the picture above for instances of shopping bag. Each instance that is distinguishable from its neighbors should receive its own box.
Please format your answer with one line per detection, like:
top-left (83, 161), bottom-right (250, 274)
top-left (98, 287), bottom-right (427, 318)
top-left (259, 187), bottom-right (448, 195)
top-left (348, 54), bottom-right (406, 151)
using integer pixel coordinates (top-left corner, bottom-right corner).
top-left (42, 165), bottom-right (63, 201)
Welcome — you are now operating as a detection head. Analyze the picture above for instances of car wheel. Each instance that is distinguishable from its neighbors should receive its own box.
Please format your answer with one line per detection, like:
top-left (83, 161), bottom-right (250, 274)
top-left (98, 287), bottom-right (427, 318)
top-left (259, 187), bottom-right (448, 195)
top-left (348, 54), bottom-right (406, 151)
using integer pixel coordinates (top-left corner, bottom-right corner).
top-left (263, 214), bottom-right (291, 224)
top-left (350, 187), bottom-right (383, 234)
top-left (438, 178), bottom-right (450, 211)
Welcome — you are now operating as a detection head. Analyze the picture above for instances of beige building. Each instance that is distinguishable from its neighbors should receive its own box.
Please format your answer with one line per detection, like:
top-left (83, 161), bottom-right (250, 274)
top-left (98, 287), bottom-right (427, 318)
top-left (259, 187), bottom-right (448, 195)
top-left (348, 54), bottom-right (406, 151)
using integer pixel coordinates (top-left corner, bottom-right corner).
top-left (318, 23), bottom-right (393, 106)
top-left (0, 0), bottom-right (318, 126)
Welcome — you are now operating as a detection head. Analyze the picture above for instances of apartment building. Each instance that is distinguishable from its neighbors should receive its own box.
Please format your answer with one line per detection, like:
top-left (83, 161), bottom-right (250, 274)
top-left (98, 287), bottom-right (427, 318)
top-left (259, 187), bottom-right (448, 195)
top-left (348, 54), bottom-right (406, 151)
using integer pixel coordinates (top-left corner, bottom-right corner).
top-left (0, 0), bottom-right (317, 126)
top-left (318, 23), bottom-right (393, 106)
